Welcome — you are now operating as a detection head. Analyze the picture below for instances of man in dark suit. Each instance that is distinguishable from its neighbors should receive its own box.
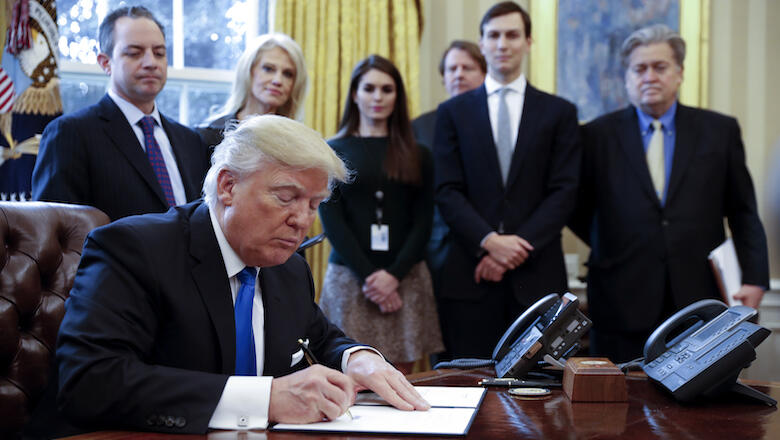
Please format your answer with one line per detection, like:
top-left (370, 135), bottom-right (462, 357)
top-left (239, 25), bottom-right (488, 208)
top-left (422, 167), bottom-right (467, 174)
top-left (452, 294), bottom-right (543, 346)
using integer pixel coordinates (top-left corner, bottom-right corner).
top-left (412, 40), bottom-right (485, 362)
top-left (433, 2), bottom-right (581, 359)
top-left (32, 6), bottom-right (208, 221)
top-left (49, 115), bottom-right (428, 435)
top-left (569, 24), bottom-right (769, 363)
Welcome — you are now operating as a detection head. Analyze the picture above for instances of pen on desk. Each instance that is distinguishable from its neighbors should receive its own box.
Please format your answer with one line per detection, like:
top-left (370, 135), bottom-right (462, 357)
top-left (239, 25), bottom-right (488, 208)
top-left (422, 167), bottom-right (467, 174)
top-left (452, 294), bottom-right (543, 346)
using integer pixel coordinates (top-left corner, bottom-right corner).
top-left (297, 339), bottom-right (354, 420)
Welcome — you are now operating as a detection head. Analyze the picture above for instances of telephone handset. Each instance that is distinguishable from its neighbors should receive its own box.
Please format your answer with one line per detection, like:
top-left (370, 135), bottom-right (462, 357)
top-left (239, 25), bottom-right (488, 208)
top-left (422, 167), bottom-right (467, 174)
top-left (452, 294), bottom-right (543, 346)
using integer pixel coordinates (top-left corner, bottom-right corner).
top-left (642, 299), bottom-right (775, 405)
top-left (492, 292), bottom-right (592, 378)
top-left (433, 292), bottom-right (591, 378)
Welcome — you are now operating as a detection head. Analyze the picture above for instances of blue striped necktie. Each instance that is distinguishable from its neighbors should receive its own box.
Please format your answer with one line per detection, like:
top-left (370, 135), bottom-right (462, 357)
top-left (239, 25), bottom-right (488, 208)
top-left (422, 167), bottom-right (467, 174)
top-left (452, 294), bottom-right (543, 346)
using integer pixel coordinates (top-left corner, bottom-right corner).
top-left (235, 267), bottom-right (257, 375)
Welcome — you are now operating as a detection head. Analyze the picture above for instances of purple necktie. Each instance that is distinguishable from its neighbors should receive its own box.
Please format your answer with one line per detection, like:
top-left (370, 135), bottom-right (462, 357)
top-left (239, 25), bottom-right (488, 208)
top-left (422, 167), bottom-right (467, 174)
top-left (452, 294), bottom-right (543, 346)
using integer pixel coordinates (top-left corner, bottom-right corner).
top-left (138, 116), bottom-right (176, 207)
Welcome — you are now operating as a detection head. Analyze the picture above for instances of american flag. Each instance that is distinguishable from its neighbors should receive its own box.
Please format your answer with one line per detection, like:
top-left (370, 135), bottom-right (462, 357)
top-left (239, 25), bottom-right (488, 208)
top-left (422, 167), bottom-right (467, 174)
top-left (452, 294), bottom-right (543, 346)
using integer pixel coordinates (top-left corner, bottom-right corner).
top-left (0, 68), bottom-right (14, 114)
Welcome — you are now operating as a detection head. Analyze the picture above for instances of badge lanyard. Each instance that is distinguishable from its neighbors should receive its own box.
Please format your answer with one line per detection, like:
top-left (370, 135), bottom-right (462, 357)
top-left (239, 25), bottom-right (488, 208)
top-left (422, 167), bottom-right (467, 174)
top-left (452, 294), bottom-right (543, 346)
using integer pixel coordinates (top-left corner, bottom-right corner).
top-left (370, 189), bottom-right (389, 251)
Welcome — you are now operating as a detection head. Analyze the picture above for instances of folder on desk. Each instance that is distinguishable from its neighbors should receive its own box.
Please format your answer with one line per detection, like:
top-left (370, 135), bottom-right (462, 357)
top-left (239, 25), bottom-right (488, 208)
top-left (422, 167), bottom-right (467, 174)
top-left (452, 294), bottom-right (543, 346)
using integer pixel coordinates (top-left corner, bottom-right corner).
top-left (271, 386), bottom-right (486, 436)
top-left (708, 238), bottom-right (741, 307)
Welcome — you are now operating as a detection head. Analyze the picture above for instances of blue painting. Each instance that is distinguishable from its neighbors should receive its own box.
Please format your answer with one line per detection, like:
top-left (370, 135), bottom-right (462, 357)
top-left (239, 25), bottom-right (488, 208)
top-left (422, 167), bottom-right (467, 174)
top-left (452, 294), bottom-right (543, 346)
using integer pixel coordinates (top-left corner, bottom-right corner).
top-left (557, 0), bottom-right (679, 122)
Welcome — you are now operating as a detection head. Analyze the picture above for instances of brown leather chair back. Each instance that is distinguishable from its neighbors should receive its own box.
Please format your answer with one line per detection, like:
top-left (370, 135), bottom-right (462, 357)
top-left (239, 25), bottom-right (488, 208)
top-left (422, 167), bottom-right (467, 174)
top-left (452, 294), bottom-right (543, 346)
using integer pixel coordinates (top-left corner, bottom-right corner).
top-left (0, 202), bottom-right (109, 436)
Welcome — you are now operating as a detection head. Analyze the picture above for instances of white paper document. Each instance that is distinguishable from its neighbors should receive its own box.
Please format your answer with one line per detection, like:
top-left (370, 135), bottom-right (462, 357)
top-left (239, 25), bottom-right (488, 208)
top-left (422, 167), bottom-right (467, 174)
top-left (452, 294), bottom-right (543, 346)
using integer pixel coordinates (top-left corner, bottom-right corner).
top-left (708, 238), bottom-right (742, 306)
top-left (271, 386), bottom-right (486, 436)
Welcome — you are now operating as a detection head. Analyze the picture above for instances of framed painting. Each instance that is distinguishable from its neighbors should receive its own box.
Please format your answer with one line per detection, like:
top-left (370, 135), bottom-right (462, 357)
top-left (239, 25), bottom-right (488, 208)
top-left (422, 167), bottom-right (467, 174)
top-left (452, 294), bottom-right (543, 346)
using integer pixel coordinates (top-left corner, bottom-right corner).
top-left (528, 0), bottom-right (709, 122)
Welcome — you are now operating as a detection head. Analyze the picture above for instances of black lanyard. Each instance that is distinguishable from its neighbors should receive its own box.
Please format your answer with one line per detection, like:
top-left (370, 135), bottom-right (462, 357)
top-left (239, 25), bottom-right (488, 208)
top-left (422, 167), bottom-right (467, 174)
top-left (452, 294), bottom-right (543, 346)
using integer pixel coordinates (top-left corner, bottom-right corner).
top-left (374, 189), bottom-right (384, 225)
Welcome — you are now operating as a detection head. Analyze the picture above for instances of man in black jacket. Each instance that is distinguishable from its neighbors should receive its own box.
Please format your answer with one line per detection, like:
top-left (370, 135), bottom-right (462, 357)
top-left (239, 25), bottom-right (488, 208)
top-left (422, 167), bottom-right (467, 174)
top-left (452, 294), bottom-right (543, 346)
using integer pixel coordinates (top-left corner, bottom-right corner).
top-left (569, 24), bottom-right (769, 362)
top-left (32, 6), bottom-right (208, 221)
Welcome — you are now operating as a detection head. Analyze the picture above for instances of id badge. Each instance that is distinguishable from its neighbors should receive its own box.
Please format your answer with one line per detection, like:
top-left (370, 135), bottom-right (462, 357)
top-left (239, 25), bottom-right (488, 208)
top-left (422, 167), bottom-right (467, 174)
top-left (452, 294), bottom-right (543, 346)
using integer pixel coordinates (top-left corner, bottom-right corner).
top-left (370, 224), bottom-right (390, 251)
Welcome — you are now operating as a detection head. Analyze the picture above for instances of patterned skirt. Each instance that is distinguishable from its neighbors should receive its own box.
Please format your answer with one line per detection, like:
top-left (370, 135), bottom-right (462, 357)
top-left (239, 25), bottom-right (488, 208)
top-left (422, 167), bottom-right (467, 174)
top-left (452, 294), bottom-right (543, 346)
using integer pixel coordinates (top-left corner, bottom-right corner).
top-left (319, 261), bottom-right (445, 363)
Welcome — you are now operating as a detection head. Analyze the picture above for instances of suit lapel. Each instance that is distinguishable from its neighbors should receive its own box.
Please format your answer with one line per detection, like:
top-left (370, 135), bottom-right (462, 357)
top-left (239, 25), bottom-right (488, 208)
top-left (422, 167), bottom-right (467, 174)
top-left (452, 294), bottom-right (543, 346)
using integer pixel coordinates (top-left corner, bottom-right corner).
top-left (257, 267), bottom-right (285, 375)
top-left (471, 86), bottom-right (505, 188)
top-left (505, 85), bottom-right (542, 189)
top-left (616, 106), bottom-right (661, 205)
top-left (188, 203), bottom-right (236, 374)
top-left (97, 95), bottom-right (169, 207)
top-left (665, 104), bottom-right (699, 204)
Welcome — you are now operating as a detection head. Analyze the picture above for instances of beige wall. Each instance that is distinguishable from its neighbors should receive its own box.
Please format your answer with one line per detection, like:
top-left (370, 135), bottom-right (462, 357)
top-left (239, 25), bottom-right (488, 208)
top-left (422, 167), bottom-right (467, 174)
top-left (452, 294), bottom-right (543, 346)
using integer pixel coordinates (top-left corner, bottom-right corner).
top-left (418, 0), bottom-right (780, 281)
top-left (709, 0), bottom-right (780, 279)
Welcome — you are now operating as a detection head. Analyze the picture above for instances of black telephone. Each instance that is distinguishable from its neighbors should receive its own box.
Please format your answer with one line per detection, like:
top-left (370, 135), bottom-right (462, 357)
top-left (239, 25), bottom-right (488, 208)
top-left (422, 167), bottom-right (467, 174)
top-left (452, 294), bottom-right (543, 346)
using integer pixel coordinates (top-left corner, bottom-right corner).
top-left (435, 292), bottom-right (592, 379)
top-left (493, 292), bottom-right (591, 378)
top-left (642, 299), bottom-right (775, 406)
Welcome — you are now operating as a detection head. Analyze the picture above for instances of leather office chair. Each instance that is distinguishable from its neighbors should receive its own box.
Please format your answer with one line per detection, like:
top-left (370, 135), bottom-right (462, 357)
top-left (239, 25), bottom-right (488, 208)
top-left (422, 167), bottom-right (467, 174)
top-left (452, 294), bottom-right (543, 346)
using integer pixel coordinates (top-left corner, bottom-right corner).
top-left (0, 202), bottom-right (109, 437)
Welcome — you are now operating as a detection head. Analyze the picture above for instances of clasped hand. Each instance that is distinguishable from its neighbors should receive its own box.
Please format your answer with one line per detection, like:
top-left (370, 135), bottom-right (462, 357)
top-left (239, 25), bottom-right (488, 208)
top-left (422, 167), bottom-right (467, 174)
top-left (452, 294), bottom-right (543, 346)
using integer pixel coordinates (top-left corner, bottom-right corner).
top-left (268, 350), bottom-right (429, 424)
top-left (476, 234), bottom-right (534, 282)
top-left (362, 269), bottom-right (402, 313)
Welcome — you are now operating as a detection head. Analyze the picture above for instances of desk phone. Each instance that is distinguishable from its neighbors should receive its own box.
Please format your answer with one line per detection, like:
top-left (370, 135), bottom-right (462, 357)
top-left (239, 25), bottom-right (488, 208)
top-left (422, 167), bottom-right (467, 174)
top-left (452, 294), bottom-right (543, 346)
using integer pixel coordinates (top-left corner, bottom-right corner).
top-left (642, 299), bottom-right (775, 405)
top-left (493, 292), bottom-right (591, 378)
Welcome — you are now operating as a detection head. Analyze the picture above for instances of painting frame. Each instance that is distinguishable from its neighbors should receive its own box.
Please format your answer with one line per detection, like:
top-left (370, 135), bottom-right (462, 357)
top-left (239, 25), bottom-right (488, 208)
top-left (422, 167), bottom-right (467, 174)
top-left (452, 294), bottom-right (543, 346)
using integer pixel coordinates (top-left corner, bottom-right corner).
top-left (527, 0), bottom-right (710, 115)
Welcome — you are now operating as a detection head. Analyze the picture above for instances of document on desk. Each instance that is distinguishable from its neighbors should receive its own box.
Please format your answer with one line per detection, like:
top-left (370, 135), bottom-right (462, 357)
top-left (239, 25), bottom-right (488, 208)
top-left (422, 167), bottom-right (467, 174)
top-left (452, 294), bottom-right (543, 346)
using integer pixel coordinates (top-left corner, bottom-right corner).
top-left (271, 386), bottom-right (487, 436)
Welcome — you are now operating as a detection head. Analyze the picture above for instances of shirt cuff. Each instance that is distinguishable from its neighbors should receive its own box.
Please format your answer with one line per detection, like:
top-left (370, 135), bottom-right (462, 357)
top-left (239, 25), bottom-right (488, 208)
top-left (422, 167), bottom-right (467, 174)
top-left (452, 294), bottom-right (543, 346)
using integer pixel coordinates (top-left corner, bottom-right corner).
top-left (480, 231), bottom-right (497, 248)
top-left (208, 376), bottom-right (273, 430)
top-left (342, 346), bottom-right (384, 372)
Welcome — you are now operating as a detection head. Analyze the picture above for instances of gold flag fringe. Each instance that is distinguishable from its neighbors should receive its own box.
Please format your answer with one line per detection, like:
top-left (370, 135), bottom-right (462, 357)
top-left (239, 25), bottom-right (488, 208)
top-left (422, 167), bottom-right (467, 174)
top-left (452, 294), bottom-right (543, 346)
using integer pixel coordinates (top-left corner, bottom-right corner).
top-left (0, 113), bottom-right (11, 144)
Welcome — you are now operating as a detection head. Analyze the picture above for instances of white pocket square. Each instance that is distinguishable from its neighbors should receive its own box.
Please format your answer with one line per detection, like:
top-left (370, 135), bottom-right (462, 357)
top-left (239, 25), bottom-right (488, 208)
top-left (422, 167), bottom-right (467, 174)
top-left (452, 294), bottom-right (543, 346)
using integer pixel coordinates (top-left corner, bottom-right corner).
top-left (291, 348), bottom-right (304, 367)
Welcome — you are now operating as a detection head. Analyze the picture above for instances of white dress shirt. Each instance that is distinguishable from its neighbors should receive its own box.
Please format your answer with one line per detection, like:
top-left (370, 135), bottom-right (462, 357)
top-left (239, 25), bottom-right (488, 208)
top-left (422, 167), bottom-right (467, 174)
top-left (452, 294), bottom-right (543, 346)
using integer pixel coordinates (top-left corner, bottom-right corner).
top-left (480, 74), bottom-right (528, 246)
top-left (107, 89), bottom-right (187, 205)
top-left (206, 208), bottom-right (374, 430)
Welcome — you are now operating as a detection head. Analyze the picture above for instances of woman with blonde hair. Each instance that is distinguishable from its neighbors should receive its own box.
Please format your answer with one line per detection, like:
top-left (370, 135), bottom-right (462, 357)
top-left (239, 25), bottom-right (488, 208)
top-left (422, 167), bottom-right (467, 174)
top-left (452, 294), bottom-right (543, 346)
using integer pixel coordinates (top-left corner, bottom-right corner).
top-left (319, 55), bottom-right (444, 374)
top-left (197, 33), bottom-right (308, 147)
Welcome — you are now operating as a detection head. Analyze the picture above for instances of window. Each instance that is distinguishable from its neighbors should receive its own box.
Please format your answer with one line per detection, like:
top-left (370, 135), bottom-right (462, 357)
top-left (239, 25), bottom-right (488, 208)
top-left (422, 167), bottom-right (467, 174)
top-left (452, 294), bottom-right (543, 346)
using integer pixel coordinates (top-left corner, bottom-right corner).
top-left (57, 0), bottom-right (269, 125)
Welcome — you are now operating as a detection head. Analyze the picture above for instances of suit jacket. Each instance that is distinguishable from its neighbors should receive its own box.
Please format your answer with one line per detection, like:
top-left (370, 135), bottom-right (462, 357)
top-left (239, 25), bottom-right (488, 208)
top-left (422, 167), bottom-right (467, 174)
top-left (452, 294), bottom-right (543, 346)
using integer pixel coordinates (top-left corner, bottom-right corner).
top-left (195, 113), bottom-right (236, 150)
top-left (412, 110), bottom-right (450, 282)
top-left (32, 94), bottom-right (210, 221)
top-left (412, 110), bottom-right (437, 150)
top-left (54, 201), bottom-right (358, 434)
top-left (433, 83), bottom-right (581, 307)
top-left (569, 104), bottom-right (769, 332)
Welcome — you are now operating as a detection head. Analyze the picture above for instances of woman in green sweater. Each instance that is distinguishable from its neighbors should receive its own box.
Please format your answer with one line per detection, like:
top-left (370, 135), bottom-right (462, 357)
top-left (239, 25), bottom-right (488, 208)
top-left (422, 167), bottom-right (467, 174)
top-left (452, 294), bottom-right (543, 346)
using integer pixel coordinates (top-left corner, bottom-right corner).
top-left (319, 55), bottom-right (444, 374)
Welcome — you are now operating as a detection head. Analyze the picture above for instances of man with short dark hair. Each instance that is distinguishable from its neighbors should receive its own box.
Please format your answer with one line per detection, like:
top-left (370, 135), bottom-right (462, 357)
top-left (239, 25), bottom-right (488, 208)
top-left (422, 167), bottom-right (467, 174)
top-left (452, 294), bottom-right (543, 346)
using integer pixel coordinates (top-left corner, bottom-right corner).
top-left (434, 1), bottom-right (580, 359)
top-left (46, 115), bottom-right (429, 436)
top-left (569, 24), bottom-right (769, 362)
top-left (32, 6), bottom-right (208, 221)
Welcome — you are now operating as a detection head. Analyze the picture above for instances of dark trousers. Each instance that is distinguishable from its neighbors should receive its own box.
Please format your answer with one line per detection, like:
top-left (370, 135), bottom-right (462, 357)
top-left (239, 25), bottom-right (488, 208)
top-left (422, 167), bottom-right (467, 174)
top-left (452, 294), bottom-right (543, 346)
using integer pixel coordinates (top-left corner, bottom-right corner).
top-left (589, 267), bottom-right (678, 363)
top-left (438, 280), bottom-right (525, 360)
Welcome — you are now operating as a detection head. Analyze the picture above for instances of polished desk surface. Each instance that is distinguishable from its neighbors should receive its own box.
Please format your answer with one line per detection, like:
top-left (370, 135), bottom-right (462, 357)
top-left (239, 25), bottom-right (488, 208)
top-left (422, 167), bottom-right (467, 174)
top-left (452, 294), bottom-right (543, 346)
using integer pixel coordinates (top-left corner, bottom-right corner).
top-left (62, 368), bottom-right (779, 440)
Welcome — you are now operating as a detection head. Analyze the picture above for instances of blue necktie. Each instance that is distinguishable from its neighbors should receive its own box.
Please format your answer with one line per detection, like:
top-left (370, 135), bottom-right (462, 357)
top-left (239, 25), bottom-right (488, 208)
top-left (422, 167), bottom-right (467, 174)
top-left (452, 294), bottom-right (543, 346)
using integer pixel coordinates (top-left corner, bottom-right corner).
top-left (235, 267), bottom-right (257, 376)
top-left (138, 116), bottom-right (176, 207)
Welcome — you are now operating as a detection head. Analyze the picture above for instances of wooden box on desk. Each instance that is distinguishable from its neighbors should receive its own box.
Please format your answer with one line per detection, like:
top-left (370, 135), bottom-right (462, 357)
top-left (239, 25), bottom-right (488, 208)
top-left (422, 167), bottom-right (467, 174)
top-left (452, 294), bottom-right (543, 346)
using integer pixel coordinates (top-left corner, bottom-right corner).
top-left (563, 358), bottom-right (627, 402)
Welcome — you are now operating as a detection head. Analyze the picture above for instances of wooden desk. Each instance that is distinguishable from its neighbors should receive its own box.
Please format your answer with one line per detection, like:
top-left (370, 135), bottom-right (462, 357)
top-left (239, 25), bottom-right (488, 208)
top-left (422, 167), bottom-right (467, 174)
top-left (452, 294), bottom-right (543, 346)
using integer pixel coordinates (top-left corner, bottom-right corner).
top-left (62, 368), bottom-right (779, 440)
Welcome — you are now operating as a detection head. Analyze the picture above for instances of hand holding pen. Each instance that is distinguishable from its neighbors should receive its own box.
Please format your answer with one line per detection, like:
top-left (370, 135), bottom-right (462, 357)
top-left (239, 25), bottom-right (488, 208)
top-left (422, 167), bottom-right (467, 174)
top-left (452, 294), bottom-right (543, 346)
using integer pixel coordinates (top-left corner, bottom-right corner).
top-left (298, 339), bottom-right (354, 420)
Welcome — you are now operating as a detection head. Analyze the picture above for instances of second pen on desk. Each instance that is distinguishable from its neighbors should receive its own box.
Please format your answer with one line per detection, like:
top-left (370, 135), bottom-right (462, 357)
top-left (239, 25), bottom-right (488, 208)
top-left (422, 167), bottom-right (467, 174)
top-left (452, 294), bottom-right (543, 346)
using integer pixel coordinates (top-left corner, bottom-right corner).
top-left (297, 338), bottom-right (354, 420)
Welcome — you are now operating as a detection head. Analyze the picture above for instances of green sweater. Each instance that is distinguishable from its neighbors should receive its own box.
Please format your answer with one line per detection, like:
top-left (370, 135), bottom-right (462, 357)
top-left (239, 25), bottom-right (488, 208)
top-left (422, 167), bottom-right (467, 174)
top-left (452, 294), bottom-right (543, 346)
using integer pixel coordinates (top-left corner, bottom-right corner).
top-left (319, 136), bottom-right (433, 282)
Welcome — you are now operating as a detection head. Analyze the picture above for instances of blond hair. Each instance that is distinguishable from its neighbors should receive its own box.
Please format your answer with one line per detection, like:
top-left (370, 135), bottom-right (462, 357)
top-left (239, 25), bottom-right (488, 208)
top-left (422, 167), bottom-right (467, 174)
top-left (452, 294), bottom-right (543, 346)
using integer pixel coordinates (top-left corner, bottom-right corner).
top-left (210, 33), bottom-right (308, 121)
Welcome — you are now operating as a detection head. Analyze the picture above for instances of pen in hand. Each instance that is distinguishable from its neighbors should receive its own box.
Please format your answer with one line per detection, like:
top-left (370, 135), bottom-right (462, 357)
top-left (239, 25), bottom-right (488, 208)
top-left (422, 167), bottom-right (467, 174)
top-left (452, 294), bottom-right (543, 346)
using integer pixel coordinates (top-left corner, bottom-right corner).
top-left (298, 339), bottom-right (354, 420)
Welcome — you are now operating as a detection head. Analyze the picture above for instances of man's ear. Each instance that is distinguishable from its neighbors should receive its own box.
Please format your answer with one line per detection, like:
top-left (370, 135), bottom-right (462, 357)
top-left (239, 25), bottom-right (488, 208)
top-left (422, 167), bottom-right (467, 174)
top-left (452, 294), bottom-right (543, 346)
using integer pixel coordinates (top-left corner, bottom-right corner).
top-left (97, 53), bottom-right (111, 75)
top-left (216, 169), bottom-right (238, 206)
